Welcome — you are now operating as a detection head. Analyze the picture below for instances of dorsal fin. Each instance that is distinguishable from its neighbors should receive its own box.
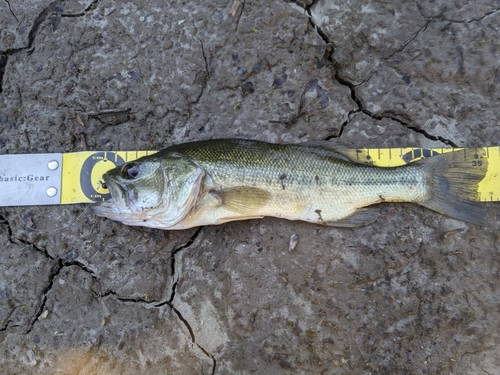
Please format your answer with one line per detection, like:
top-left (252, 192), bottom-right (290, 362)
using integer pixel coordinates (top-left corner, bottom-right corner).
top-left (299, 139), bottom-right (365, 163)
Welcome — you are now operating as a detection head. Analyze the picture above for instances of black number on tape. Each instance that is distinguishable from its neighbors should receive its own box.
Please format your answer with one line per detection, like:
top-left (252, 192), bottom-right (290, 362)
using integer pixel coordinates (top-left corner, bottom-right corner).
top-left (402, 149), bottom-right (440, 164)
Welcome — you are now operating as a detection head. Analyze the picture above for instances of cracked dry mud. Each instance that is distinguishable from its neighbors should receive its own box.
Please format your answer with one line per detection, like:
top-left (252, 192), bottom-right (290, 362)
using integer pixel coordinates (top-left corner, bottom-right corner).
top-left (0, 0), bottom-right (499, 374)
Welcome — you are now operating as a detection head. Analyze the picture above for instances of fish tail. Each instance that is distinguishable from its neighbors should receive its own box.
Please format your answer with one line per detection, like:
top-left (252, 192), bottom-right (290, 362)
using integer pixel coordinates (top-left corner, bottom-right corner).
top-left (418, 148), bottom-right (488, 224)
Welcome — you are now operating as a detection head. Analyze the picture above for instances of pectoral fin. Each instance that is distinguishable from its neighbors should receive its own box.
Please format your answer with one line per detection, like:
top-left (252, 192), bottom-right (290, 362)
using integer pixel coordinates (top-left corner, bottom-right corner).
top-left (325, 208), bottom-right (380, 227)
top-left (212, 186), bottom-right (271, 214)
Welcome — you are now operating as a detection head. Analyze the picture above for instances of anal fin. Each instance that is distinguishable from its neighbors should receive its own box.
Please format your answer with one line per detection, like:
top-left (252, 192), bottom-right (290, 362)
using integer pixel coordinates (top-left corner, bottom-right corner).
top-left (325, 208), bottom-right (380, 227)
top-left (213, 215), bottom-right (265, 225)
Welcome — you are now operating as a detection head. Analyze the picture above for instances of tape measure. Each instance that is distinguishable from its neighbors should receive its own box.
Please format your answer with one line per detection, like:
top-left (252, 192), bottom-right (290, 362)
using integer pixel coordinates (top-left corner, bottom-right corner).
top-left (0, 146), bottom-right (498, 206)
top-left (353, 147), bottom-right (499, 203)
top-left (60, 151), bottom-right (156, 204)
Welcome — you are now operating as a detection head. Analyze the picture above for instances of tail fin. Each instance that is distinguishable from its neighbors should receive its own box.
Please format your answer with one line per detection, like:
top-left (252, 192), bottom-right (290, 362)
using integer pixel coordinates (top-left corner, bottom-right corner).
top-left (418, 148), bottom-right (488, 224)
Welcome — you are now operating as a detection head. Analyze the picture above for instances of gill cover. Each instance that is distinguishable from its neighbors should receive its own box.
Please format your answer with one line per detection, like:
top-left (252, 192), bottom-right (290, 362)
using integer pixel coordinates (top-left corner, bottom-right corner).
top-left (94, 154), bottom-right (206, 229)
top-left (157, 154), bottom-right (206, 228)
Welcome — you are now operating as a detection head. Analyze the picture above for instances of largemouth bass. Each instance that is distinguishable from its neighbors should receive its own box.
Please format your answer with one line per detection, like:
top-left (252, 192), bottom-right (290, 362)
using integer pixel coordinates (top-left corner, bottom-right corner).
top-left (93, 139), bottom-right (488, 229)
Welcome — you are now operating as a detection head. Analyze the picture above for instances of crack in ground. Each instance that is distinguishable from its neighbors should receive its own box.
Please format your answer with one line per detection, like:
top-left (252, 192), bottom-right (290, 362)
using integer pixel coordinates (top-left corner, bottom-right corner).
top-left (89, 287), bottom-right (217, 374)
top-left (168, 226), bottom-right (203, 302)
top-left (0, 214), bottom-right (59, 261)
top-left (467, 7), bottom-right (500, 23)
top-left (26, 0), bottom-right (62, 51)
top-left (329, 58), bottom-right (458, 147)
top-left (331, 109), bottom-right (360, 139)
top-left (63, 259), bottom-right (98, 279)
top-left (233, 0), bottom-right (245, 30)
top-left (4, 228), bottom-right (100, 334)
top-left (300, 1), bottom-right (459, 147)
top-left (0, 314), bottom-right (13, 332)
top-left (3, 0), bottom-right (18, 22)
top-left (303, 0), bottom-right (332, 48)
top-left (165, 227), bottom-right (216, 374)
top-left (385, 21), bottom-right (430, 61)
top-left (25, 258), bottom-right (99, 334)
top-left (0, 214), bottom-right (14, 244)
top-left (98, 290), bottom-right (151, 303)
top-left (200, 39), bottom-right (211, 81)
top-left (335, 56), bottom-right (459, 147)
top-left (0, 53), bottom-right (7, 95)
top-left (416, 2), bottom-right (500, 24)
top-left (25, 258), bottom-right (62, 334)
top-left (336, 72), bottom-right (459, 146)
top-left (62, 0), bottom-right (99, 17)
top-left (458, 345), bottom-right (498, 367)
top-left (17, 237), bottom-right (55, 260)
top-left (0, 213), bottom-right (57, 333)
top-left (94, 227), bottom-right (215, 373)
top-left (0, 0), bottom-right (62, 95)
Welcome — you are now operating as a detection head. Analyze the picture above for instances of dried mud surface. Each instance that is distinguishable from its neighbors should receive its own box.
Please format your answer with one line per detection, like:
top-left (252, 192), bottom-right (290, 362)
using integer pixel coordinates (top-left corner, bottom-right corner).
top-left (0, 0), bottom-right (499, 374)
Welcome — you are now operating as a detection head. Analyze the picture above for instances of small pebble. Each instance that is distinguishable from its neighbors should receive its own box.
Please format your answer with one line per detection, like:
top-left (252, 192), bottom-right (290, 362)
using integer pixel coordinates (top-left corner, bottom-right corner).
top-left (289, 234), bottom-right (298, 252)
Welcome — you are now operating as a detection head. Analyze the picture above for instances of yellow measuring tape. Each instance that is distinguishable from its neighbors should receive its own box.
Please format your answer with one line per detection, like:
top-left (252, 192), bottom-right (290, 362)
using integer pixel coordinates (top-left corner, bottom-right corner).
top-left (60, 151), bottom-right (156, 204)
top-left (60, 146), bottom-right (500, 204)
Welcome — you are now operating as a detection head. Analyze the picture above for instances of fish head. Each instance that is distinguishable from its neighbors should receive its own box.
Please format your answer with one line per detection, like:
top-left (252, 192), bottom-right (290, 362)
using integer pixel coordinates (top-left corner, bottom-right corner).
top-left (103, 160), bottom-right (165, 211)
top-left (93, 154), bottom-right (206, 229)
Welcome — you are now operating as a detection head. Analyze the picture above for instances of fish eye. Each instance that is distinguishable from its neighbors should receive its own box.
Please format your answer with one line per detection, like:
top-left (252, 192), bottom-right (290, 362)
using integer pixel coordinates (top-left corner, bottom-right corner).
top-left (122, 164), bottom-right (139, 179)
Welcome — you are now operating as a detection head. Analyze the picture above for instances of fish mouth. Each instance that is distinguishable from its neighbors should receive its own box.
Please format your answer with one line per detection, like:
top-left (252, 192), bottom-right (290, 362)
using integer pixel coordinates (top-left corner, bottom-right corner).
top-left (93, 175), bottom-right (130, 217)
top-left (106, 174), bottom-right (131, 207)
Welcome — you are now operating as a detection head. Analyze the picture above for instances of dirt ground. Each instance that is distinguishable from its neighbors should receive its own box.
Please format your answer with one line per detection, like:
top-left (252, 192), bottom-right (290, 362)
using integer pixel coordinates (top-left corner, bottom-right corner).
top-left (1, 0), bottom-right (499, 374)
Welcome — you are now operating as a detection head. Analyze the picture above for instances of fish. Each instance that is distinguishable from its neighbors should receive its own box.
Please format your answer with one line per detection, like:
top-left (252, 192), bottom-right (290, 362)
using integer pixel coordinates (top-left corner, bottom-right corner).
top-left (93, 139), bottom-right (488, 229)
